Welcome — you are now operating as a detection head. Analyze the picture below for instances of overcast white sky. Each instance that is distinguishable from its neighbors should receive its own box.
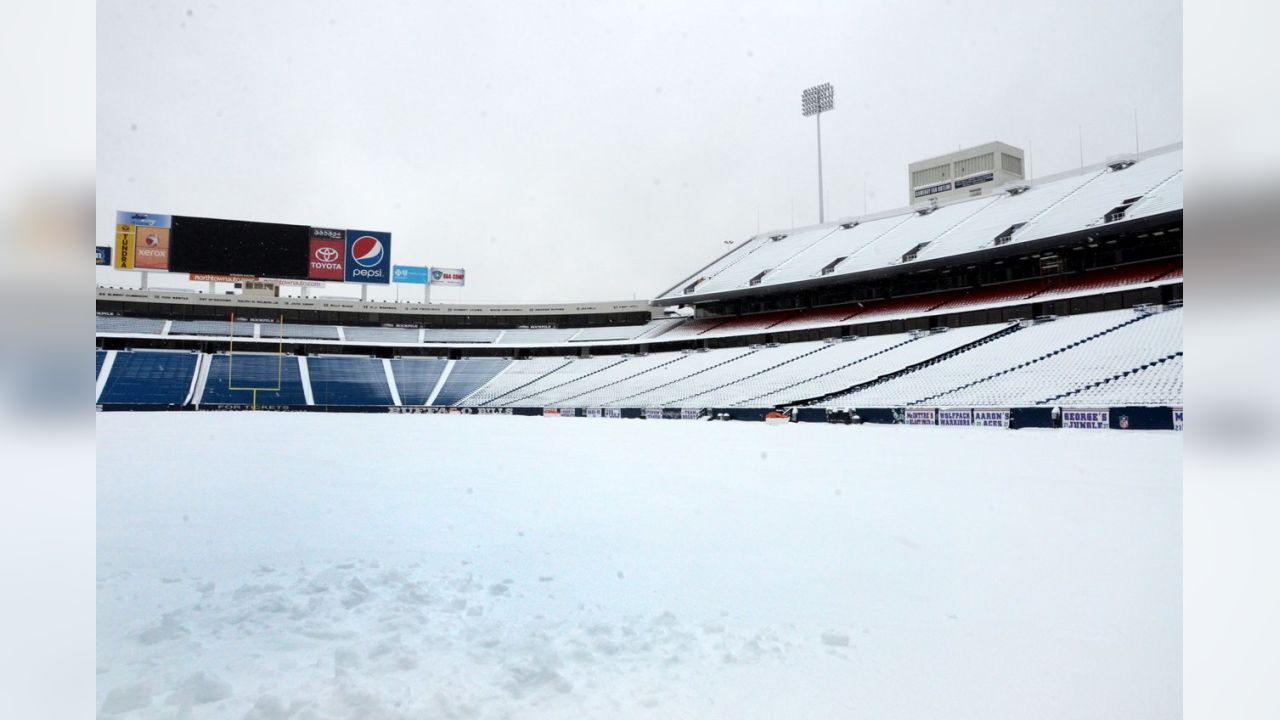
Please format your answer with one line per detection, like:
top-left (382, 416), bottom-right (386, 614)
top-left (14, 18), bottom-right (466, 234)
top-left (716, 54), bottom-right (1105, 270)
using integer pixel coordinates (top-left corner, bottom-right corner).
top-left (96, 0), bottom-right (1181, 304)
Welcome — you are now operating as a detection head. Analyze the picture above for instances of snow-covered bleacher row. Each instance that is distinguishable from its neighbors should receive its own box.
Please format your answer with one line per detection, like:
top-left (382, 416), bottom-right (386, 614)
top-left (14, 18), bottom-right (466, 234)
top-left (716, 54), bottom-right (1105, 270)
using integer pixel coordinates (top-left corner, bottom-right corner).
top-left (97, 305), bottom-right (1181, 411)
top-left (664, 145), bottom-right (1181, 301)
top-left (96, 258), bottom-right (1180, 349)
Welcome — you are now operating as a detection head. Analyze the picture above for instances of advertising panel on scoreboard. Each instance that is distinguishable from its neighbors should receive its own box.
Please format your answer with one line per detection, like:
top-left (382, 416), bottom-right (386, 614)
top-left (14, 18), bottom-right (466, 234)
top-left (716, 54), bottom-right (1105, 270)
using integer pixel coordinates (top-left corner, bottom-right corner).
top-left (392, 265), bottom-right (428, 284)
top-left (133, 227), bottom-right (171, 270)
top-left (344, 230), bottom-right (392, 284)
top-left (112, 210), bottom-right (171, 270)
top-left (429, 267), bottom-right (465, 286)
top-left (308, 227), bottom-right (346, 281)
top-left (95, 246), bottom-right (111, 266)
top-left (116, 211), bottom-right (171, 228)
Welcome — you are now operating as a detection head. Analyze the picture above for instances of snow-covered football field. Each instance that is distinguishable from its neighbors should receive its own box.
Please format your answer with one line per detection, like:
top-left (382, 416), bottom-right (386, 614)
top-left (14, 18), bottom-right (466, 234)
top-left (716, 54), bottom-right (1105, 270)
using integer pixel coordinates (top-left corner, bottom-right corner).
top-left (97, 413), bottom-right (1181, 719)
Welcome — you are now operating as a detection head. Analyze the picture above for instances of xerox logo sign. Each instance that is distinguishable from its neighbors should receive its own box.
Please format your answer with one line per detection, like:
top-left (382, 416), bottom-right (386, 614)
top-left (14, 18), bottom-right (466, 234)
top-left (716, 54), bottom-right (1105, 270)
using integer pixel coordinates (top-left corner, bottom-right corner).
top-left (309, 236), bottom-right (346, 281)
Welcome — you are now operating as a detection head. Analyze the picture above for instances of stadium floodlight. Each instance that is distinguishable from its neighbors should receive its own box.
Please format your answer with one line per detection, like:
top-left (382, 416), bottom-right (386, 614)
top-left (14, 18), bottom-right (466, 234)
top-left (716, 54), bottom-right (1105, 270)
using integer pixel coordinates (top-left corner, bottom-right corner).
top-left (801, 82), bottom-right (834, 223)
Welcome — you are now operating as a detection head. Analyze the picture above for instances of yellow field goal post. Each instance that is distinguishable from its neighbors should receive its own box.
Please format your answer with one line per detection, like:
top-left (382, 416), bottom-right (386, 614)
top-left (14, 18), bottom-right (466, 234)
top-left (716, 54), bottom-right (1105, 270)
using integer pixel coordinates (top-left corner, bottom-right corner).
top-left (227, 312), bottom-right (285, 410)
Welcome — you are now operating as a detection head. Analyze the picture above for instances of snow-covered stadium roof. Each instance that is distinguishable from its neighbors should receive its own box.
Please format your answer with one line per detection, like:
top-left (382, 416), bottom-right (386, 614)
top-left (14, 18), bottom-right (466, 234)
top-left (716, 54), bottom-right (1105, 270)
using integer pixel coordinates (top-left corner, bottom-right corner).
top-left (658, 143), bottom-right (1182, 304)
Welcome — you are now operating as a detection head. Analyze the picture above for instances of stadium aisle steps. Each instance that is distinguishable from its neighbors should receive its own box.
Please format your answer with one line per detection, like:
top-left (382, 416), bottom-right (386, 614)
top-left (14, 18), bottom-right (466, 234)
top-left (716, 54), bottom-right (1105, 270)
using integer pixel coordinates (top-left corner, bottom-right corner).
top-left (738, 335), bottom-right (923, 406)
top-left (435, 358), bottom-right (513, 405)
top-left (800, 324), bottom-right (1023, 407)
top-left (389, 358), bottom-right (450, 406)
top-left (1039, 351), bottom-right (1183, 406)
top-left (473, 358), bottom-right (575, 406)
top-left (501, 357), bottom-right (632, 407)
top-left (605, 348), bottom-right (763, 407)
top-left (910, 312), bottom-right (1155, 407)
top-left (666, 343), bottom-right (835, 405)
top-left (540, 353), bottom-right (689, 406)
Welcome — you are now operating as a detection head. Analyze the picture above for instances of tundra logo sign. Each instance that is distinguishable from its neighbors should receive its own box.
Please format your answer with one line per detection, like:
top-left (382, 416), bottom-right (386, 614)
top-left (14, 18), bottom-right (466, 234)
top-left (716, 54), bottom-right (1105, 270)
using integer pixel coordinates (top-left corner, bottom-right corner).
top-left (309, 229), bottom-right (346, 281)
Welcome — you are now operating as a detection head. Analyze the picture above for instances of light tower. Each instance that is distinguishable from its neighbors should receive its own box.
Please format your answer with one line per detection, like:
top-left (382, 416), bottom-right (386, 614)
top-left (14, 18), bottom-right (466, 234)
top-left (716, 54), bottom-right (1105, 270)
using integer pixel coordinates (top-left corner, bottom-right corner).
top-left (801, 82), bottom-right (834, 223)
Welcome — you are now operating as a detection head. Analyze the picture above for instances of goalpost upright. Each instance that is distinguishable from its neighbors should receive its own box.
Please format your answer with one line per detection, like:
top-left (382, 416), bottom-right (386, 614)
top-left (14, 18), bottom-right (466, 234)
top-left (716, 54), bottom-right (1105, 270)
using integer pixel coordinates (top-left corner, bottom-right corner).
top-left (227, 312), bottom-right (284, 410)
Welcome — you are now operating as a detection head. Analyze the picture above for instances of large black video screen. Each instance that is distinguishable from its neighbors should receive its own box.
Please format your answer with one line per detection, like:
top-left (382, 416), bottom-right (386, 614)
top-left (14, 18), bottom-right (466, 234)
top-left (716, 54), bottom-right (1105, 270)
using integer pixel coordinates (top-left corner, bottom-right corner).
top-left (168, 215), bottom-right (311, 279)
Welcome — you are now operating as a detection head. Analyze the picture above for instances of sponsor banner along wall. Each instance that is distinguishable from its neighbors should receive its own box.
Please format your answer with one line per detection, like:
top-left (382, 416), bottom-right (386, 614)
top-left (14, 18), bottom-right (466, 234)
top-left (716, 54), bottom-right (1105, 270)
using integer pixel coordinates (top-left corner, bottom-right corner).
top-left (392, 265), bottom-right (429, 284)
top-left (680, 408), bottom-right (702, 420)
top-left (585, 408), bottom-right (603, 418)
top-left (261, 277), bottom-right (327, 288)
top-left (189, 273), bottom-right (257, 282)
top-left (558, 408), bottom-right (577, 417)
top-left (904, 408), bottom-right (936, 425)
top-left (938, 408), bottom-right (972, 426)
top-left (542, 408), bottom-right (558, 416)
top-left (643, 408), bottom-right (662, 420)
top-left (430, 267), bottom-right (465, 286)
top-left (1063, 408), bottom-right (1110, 429)
top-left (604, 408), bottom-right (622, 419)
top-left (973, 408), bottom-right (1011, 428)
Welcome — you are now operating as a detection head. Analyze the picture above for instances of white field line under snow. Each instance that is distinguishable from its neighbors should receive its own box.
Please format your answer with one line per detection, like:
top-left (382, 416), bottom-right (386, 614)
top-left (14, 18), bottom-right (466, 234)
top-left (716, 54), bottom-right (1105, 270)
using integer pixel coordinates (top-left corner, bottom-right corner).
top-left (97, 413), bottom-right (1180, 719)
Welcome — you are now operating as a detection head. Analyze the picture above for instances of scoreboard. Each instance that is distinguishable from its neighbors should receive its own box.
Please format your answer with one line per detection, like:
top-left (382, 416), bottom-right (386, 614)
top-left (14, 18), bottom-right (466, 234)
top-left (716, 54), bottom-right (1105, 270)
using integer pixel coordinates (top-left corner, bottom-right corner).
top-left (112, 211), bottom-right (392, 284)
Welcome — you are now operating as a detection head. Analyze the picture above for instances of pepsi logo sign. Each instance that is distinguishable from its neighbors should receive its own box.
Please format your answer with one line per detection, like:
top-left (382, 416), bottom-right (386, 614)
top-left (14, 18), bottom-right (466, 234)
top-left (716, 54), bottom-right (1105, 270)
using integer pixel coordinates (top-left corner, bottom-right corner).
top-left (351, 236), bottom-right (385, 268)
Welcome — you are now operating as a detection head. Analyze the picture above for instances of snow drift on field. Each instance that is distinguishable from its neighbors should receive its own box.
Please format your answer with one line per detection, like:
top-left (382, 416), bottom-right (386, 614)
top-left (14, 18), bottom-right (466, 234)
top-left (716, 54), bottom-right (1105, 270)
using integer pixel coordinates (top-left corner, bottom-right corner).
top-left (97, 413), bottom-right (1181, 719)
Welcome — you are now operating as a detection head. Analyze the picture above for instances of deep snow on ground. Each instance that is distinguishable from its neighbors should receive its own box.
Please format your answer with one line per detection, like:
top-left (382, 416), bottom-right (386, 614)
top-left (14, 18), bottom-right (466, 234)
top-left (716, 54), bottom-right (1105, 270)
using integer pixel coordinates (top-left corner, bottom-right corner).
top-left (97, 413), bottom-right (1181, 719)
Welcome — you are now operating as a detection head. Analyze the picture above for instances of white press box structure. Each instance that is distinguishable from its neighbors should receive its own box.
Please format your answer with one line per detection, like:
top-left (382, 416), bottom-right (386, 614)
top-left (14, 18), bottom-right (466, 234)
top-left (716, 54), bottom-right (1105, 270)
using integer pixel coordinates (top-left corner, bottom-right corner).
top-left (909, 141), bottom-right (1025, 206)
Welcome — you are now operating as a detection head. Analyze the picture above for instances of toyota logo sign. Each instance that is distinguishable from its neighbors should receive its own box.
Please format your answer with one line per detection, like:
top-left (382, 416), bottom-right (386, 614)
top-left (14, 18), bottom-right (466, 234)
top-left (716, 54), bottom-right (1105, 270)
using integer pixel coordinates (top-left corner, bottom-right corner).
top-left (315, 246), bottom-right (339, 263)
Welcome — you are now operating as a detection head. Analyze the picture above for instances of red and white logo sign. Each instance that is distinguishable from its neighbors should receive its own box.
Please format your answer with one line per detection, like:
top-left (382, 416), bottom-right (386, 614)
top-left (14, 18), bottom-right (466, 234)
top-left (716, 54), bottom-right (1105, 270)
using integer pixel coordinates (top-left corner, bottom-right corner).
top-left (309, 238), bottom-right (345, 280)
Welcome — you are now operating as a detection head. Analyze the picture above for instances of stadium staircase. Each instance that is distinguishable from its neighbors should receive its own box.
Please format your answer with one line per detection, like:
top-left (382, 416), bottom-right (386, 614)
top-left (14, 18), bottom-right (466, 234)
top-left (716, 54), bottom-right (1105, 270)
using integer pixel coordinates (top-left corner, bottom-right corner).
top-left (475, 359), bottom-right (575, 407)
top-left (908, 195), bottom-right (1000, 262)
top-left (790, 324), bottom-right (1023, 407)
top-left (738, 334), bottom-right (926, 406)
top-left (607, 348), bottom-right (764, 406)
top-left (982, 168), bottom-right (1107, 249)
top-left (665, 343), bottom-right (836, 405)
top-left (907, 312), bottom-right (1156, 407)
top-left (499, 356), bottom-right (632, 407)
top-left (539, 354), bottom-right (688, 406)
top-left (1036, 350), bottom-right (1183, 406)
